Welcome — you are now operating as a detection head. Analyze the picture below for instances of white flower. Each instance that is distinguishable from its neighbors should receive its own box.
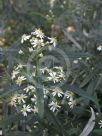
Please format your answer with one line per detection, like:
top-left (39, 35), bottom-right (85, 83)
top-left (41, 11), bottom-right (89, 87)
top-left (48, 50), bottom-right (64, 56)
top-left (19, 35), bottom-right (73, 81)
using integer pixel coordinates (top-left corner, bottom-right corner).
top-left (21, 105), bottom-right (32, 116)
top-left (11, 70), bottom-right (19, 79)
top-left (40, 67), bottom-right (49, 74)
top-left (68, 101), bottom-right (73, 109)
top-left (32, 106), bottom-right (38, 114)
top-left (43, 88), bottom-right (49, 98)
top-left (10, 94), bottom-right (18, 106)
top-left (15, 64), bottom-right (23, 70)
top-left (73, 60), bottom-right (78, 64)
top-left (86, 57), bottom-right (90, 60)
top-left (52, 87), bottom-right (64, 97)
top-left (21, 34), bottom-right (31, 43)
top-left (17, 94), bottom-right (27, 104)
top-left (15, 76), bottom-right (26, 86)
top-left (48, 71), bottom-right (59, 83)
top-left (18, 50), bottom-right (24, 55)
top-left (78, 57), bottom-right (82, 60)
top-left (98, 120), bottom-right (102, 128)
top-left (97, 45), bottom-right (102, 51)
top-left (31, 29), bottom-right (44, 38)
top-left (24, 85), bottom-right (36, 93)
top-left (48, 37), bottom-right (57, 47)
top-left (31, 38), bottom-right (44, 48)
top-left (31, 95), bottom-right (37, 102)
top-left (65, 91), bottom-right (73, 99)
top-left (47, 67), bottom-right (65, 83)
top-left (49, 101), bottom-right (61, 112)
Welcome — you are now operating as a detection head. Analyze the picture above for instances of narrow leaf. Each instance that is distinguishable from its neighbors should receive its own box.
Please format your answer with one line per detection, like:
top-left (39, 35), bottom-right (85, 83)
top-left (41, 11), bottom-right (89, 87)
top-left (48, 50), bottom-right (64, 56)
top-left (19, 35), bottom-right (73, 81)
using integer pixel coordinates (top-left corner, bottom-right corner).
top-left (79, 107), bottom-right (95, 136)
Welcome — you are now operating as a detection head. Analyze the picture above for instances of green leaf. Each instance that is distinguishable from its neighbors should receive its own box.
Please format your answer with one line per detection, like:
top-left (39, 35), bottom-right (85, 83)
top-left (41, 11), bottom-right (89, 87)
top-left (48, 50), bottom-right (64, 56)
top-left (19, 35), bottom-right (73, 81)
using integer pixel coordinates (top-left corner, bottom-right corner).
top-left (6, 131), bottom-right (30, 136)
top-left (82, 80), bottom-right (96, 106)
top-left (80, 73), bottom-right (94, 88)
top-left (93, 129), bottom-right (102, 135)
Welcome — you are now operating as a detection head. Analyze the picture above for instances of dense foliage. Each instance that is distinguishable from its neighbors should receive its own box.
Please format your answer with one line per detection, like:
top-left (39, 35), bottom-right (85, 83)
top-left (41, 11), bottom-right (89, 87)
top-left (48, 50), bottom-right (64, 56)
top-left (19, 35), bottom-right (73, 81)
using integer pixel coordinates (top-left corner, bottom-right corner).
top-left (0, 0), bottom-right (102, 136)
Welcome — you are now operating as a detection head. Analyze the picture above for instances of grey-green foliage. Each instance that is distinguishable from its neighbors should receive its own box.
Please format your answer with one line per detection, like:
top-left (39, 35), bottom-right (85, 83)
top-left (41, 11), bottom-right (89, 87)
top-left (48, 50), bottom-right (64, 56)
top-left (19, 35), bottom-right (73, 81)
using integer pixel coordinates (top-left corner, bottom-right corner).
top-left (0, 0), bottom-right (102, 136)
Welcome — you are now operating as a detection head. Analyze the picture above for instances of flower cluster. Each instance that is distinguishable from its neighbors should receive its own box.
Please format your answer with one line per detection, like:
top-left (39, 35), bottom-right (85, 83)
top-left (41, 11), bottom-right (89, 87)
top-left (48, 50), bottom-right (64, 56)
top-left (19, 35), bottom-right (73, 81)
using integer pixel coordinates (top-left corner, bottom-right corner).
top-left (11, 63), bottom-right (26, 86)
top-left (21, 29), bottom-right (56, 49)
top-left (10, 85), bottom-right (38, 116)
top-left (39, 66), bottom-right (65, 84)
top-left (48, 89), bottom-right (75, 112)
top-left (11, 29), bottom-right (72, 116)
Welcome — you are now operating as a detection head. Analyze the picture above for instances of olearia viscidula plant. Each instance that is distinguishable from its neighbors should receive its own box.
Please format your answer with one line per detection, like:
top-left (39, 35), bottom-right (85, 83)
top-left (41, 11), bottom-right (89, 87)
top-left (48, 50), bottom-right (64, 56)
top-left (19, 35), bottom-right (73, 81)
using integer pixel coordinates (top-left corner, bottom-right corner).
top-left (10, 29), bottom-right (75, 117)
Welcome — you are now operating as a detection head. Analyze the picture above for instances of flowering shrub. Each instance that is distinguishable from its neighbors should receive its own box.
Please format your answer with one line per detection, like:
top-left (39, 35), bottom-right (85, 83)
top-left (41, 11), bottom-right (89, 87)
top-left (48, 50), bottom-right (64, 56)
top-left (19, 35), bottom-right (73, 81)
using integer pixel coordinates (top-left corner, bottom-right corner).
top-left (11, 29), bottom-right (74, 117)
top-left (1, 1), bottom-right (102, 135)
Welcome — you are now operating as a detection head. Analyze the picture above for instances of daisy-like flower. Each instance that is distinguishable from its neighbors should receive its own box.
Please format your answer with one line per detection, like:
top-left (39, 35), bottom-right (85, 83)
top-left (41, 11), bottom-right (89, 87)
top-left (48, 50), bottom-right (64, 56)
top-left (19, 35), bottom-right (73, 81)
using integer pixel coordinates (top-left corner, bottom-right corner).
top-left (48, 71), bottom-right (59, 83)
top-left (55, 67), bottom-right (65, 80)
top-left (32, 106), bottom-right (38, 114)
top-left (24, 85), bottom-right (36, 93)
top-left (54, 66), bottom-right (63, 73)
top-left (11, 70), bottom-right (19, 79)
top-left (15, 64), bottom-right (23, 70)
top-left (98, 120), bottom-right (102, 128)
top-left (49, 101), bottom-right (61, 112)
top-left (31, 38), bottom-right (44, 48)
top-left (21, 34), bottom-right (31, 44)
top-left (17, 94), bottom-right (27, 104)
top-left (97, 45), bottom-right (102, 51)
top-left (10, 94), bottom-right (18, 106)
top-left (21, 105), bottom-right (32, 116)
top-left (15, 76), bottom-right (26, 86)
top-left (52, 87), bottom-right (64, 97)
top-left (48, 37), bottom-right (57, 47)
top-left (40, 67), bottom-right (49, 74)
top-left (31, 29), bottom-right (44, 38)
top-left (47, 67), bottom-right (65, 83)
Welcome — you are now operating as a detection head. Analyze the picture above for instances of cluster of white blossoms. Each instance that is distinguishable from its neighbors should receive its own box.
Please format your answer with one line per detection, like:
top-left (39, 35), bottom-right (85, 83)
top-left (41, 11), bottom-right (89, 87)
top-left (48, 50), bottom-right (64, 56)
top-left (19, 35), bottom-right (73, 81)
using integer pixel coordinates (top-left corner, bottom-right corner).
top-left (10, 85), bottom-right (38, 116)
top-left (39, 66), bottom-right (65, 84)
top-left (11, 29), bottom-right (73, 116)
top-left (48, 89), bottom-right (75, 112)
top-left (11, 85), bottom-right (75, 115)
top-left (11, 63), bottom-right (27, 86)
top-left (21, 28), bottom-right (56, 49)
